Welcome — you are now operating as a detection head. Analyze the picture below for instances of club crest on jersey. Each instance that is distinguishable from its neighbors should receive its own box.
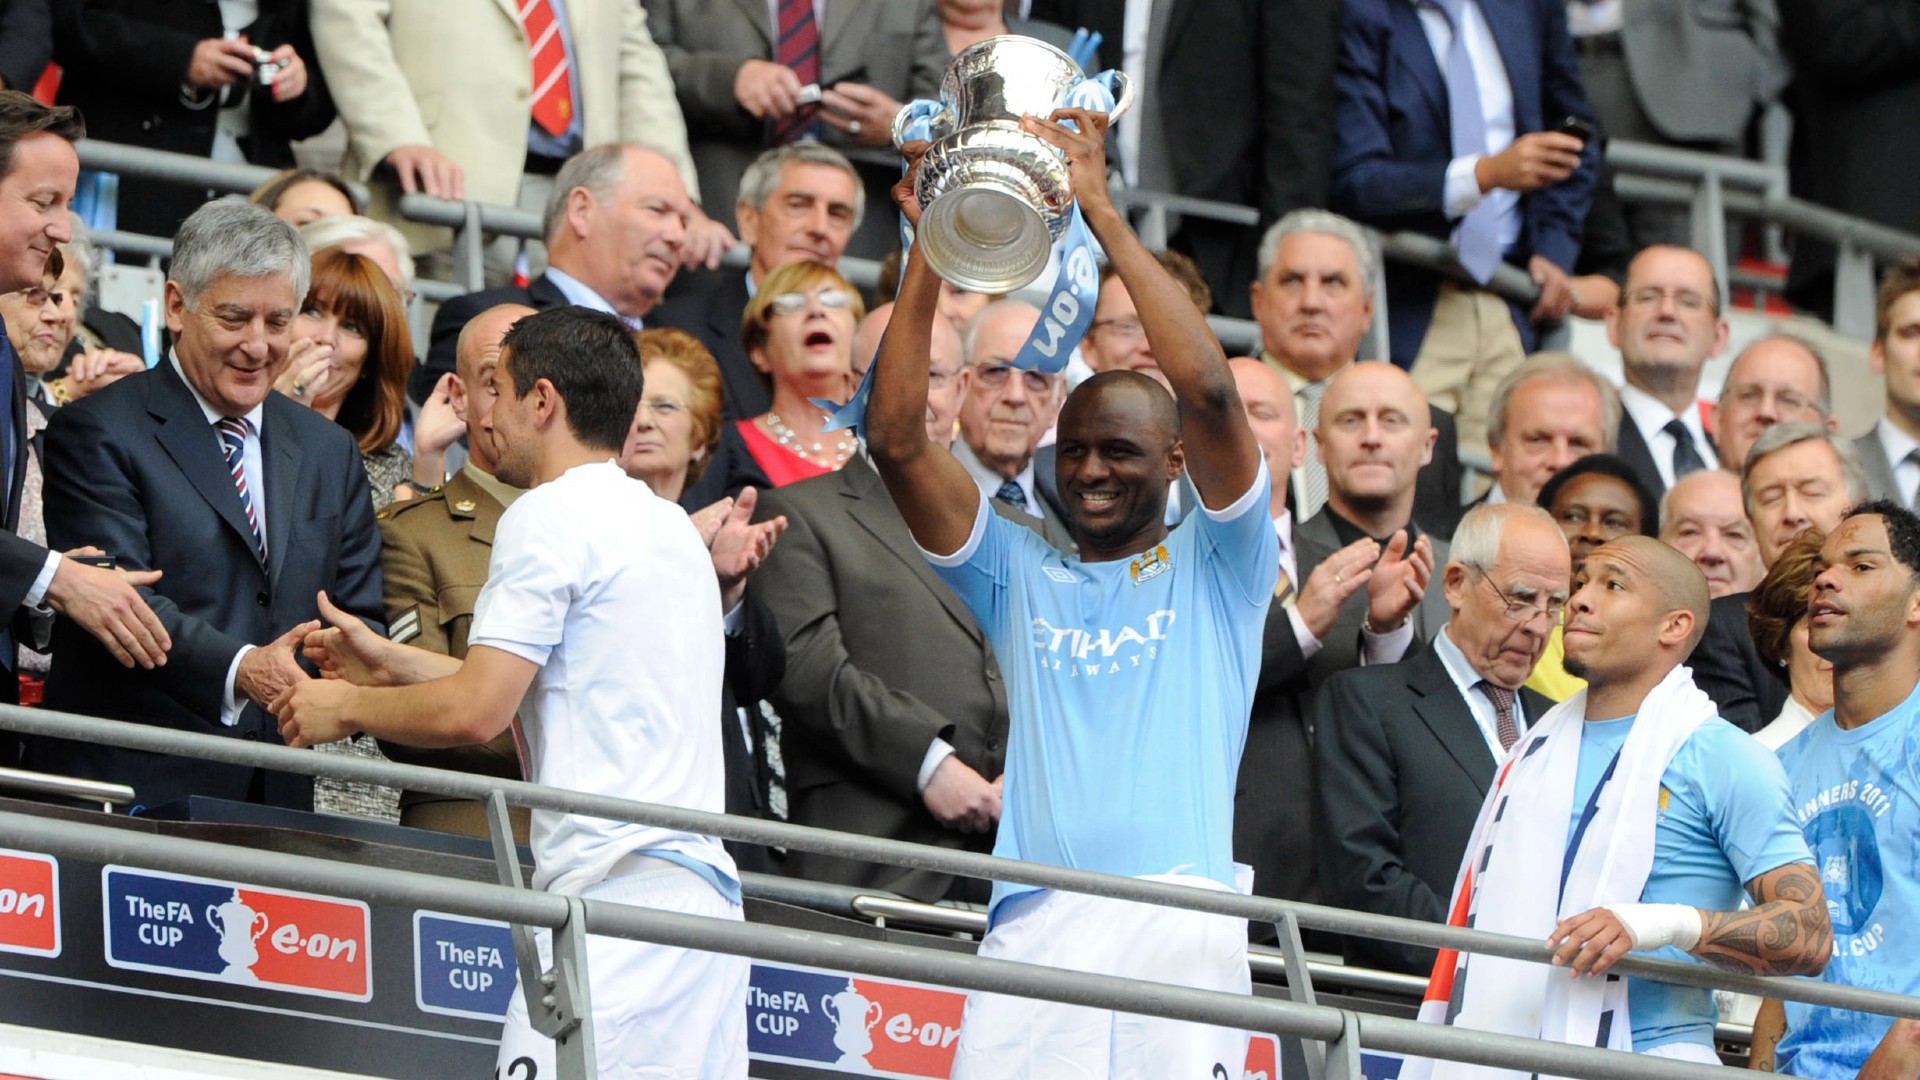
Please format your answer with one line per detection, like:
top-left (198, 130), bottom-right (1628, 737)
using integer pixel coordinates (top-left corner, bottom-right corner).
top-left (1129, 544), bottom-right (1171, 586)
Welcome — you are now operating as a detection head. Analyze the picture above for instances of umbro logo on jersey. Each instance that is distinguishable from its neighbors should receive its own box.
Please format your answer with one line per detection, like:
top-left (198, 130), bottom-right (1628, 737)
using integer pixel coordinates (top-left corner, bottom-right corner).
top-left (1042, 566), bottom-right (1078, 583)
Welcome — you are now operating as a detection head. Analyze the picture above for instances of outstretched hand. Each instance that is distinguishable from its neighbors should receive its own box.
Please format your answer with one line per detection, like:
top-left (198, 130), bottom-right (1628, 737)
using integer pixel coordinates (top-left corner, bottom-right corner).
top-left (302, 591), bottom-right (403, 687)
top-left (45, 553), bottom-right (170, 669)
top-left (236, 618), bottom-right (321, 708)
top-left (273, 677), bottom-right (358, 749)
top-left (1021, 108), bottom-right (1115, 219)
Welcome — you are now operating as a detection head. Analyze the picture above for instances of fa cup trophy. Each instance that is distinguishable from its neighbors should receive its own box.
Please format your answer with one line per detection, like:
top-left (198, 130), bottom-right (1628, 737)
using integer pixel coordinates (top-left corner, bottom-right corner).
top-left (891, 37), bottom-right (1133, 293)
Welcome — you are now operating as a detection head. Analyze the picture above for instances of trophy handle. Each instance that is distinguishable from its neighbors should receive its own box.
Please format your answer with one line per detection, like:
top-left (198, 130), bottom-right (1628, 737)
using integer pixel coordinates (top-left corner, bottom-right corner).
top-left (892, 99), bottom-right (955, 148)
top-left (1084, 70), bottom-right (1134, 122)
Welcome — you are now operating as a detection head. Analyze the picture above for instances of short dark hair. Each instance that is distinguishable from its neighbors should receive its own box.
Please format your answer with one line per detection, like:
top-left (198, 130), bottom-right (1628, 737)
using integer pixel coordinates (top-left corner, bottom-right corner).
top-left (1877, 256), bottom-right (1920, 343)
top-left (498, 306), bottom-right (645, 452)
top-left (1098, 250), bottom-right (1213, 315)
top-left (1535, 453), bottom-right (1661, 537)
top-left (1843, 499), bottom-right (1920, 583)
top-left (0, 91), bottom-right (82, 180)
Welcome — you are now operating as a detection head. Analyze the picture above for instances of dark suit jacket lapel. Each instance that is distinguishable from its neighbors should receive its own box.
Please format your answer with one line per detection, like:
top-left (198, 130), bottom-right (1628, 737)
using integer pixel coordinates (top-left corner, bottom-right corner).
top-left (150, 361), bottom-right (267, 574)
top-left (528, 273), bottom-right (571, 312)
top-left (1, 334), bottom-right (25, 529)
top-left (260, 397), bottom-right (305, 587)
top-left (840, 457), bottom-right (983, 645)
top-left (1406, 646), bottom-right (1497, 795)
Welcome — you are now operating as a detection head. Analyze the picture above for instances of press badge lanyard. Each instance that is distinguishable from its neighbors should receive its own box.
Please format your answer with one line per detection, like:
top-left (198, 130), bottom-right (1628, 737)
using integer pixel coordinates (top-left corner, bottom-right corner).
top-left (1560, 749), bottom-right (1623, 904)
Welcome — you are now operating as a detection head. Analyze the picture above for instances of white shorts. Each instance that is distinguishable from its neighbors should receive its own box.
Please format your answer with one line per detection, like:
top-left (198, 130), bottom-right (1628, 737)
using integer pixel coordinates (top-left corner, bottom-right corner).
top-left (949, 873), bottom-right (1252, 1080)
top-left (495, 861), bottom-right (750, 1080)
top-left (1642, 1041), bottom-right (1720, 1065)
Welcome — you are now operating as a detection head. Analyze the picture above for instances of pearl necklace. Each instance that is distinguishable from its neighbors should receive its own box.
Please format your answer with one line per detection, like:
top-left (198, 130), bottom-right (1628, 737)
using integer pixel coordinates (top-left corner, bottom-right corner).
top-left (766, 409), bottom-right (856, 468)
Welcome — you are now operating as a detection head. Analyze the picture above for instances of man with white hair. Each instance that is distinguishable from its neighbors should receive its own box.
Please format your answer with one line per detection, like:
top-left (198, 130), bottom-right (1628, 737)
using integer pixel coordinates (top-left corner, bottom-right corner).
top-left (1480, 353), bottom-right (1620, 509)
top-left (1659, 469), bottom-right (1765, 599)
top-left (421, 143), bottom-right (692, 402)
top-left (1248, 209), bottom-right (1462, 533)
top-left (25, 199), bottom-right (385, 809)
top-left (299, 214), bottom-right (416, 295)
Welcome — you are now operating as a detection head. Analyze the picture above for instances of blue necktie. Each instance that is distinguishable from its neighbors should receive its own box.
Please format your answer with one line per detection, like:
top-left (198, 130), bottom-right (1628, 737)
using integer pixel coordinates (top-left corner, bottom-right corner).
top-left (1431, 0), bottom-right (1504, 284)
top-left (996, 478), bottom-right (1029, 514)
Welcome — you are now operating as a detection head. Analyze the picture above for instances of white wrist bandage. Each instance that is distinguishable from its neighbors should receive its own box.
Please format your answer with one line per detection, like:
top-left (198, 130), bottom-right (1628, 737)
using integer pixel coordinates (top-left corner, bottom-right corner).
top-left (1603, 903), bottom-right (1702, 952)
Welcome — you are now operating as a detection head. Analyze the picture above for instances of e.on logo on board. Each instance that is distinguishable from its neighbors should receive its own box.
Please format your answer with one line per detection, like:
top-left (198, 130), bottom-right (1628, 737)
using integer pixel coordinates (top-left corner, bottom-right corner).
top-left (0, 848), bottom-right (59, 958)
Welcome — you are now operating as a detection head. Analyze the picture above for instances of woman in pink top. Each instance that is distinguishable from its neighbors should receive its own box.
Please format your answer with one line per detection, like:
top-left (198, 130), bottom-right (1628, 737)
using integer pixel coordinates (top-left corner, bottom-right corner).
top-left (734, 261), bottom-right (865, 487)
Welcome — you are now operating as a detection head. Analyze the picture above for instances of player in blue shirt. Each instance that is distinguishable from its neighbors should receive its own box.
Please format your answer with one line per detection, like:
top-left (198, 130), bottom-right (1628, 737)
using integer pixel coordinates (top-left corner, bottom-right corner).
top-left (866, 107), bottom-right (1281, 1078)
top-left (1758, 502), bottom-right (1920, 1076)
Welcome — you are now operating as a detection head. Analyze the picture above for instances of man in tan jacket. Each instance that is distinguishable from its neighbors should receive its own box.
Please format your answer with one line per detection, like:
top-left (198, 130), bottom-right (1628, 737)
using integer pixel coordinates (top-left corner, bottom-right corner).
top-left (376, 303), bottom-right (534, 839)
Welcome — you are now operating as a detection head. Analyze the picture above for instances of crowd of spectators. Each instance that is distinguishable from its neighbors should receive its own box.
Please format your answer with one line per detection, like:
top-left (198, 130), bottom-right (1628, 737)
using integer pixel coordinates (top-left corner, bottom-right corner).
top-left (4, 0), bottom-right (1920, 1073)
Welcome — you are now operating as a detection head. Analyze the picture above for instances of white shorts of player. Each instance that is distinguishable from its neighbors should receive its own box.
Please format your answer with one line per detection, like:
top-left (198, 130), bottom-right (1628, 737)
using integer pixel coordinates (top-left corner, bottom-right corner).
top-left (1642, 1042), bottom-right (1721, 1065)
top-left (496, 858), bottom-right (749, 1080)
top-left (949, 872), bottom-right (1252, 1080)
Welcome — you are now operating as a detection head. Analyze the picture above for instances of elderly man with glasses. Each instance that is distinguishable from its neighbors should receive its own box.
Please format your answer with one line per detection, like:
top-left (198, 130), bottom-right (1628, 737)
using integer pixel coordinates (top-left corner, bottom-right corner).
top-left (949, 299), bottom-right (1071, 536)
top-left (1314, 502), bottom-right (1570, 974)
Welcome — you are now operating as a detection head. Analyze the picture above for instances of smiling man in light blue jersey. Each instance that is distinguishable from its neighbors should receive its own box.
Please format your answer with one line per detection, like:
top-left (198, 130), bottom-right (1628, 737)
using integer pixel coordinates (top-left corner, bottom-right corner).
top-left (1757, 501), bottom-right (1920, 1076)
top-left (866, 107), bottom-right (1282, 1079)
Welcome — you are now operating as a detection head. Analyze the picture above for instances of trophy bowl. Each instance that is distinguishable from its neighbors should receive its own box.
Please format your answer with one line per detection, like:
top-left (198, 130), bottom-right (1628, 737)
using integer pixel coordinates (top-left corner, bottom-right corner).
top-left (894, 36), bottom-right (1131, 294)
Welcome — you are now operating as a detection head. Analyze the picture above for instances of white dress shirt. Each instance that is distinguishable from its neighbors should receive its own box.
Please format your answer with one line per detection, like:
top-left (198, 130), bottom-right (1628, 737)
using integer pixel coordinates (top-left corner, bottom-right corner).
top-left (1877, 417), bottom-right (1920, 508)
top-left (1432, 625), bottom-right (1511, 759)
top-left (1618, 382), bottom-right (1715, 490)
top-left (952, 437), bottom-right (1041, 517)
top-left (1415, 0), bottom-right (1521, 255)
top-left (1271, 509), bottom-right (1415, 666)
top-left (546, 266), bottom-right (642, 330)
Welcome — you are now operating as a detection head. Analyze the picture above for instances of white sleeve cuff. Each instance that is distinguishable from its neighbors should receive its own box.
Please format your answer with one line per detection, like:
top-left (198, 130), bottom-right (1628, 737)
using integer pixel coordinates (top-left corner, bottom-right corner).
top-left (721, 599), bottom-right (744, 636)
top-left (916, 738), bottom-right (957, 793)
top-left (1286, 605), bottom-right (1323, 661)
top-left (918, 492), bottom-right (988, 568)
top-left (1361, 617), bottom-right (1416, 666)
top-left (1444, 155), bottom-right (1486, 219)
top-left (23, 550), bottom-right (61, 609)
top-left (222, 644), bottom-right (255, 727)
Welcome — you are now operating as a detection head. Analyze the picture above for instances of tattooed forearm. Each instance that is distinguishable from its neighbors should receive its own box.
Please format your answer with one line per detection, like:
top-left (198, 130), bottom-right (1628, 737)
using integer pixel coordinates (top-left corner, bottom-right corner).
top-left (1695, 862), bottom-right (1831, 977)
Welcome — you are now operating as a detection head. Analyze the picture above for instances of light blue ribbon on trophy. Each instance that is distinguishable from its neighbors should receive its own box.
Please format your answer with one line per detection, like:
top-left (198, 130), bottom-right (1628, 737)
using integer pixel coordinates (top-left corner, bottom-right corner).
top-left (820, 73), bottom-right (1123, 433)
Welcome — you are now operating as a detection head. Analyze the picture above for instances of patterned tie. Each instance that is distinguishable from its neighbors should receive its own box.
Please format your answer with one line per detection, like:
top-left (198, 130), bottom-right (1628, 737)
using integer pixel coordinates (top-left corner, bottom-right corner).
top-left (770, 0), bottom-right (822, 144)
top-left (216, 417), bottom-right (268, 565)
top-left (1664, 418), bottom-right (1707, 482)
top-left (1297, 381), bottom-right (1328, 520)
top-left (1273, 566), bottom-right (1296, 607)
top-left (1429, 0), bottom-right (1503, 283)
top-left (995, 478), bottom-right (1029, 514)
top-left (521, 0), bottom-right (574, 138)
top-left (1478, 680), bottom-right (1519, 751)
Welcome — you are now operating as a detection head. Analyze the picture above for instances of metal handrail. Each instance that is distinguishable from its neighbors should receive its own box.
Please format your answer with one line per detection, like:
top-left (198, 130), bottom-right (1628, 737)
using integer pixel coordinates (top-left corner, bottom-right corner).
top-left (0, 807), bottom-right (1734, 1080)
top-left (75, 140), bottom-right (370, 209)
top-left (0, 702), bottom-right (1907, 1025)
top-left (0, 764), bottom-right (133, 809)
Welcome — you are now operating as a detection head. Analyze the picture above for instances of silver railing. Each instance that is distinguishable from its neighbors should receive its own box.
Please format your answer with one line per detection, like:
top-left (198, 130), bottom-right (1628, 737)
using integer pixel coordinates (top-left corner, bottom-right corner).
top-left (0, 704), bottom-right (1911, 1080)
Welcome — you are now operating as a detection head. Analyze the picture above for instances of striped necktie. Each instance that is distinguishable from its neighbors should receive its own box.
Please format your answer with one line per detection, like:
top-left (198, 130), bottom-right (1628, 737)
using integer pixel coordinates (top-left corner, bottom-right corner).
top-left (216, 417), bottom-right (267, 565)
top-left (521, 0), bottom-right (574, 138)
top-left (770, 0), bottom-right (822, 144)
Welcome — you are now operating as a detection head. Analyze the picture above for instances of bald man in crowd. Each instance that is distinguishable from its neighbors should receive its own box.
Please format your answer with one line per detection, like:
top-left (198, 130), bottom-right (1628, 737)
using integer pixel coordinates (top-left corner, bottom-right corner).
top-left (1710, 335), bottom-right (1833, 473)
top-left (1416, 536), bottom-right (1825, 1067)
top-left (1659, 469), bottom-right (1765, 600)
top-left (1235, 358), bottom-right (1441, 932)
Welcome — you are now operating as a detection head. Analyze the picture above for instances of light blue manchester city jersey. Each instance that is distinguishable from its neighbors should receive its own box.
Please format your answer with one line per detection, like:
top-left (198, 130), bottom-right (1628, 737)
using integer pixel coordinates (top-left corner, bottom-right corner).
top-left (927, 466), bottom-right (1278, 916)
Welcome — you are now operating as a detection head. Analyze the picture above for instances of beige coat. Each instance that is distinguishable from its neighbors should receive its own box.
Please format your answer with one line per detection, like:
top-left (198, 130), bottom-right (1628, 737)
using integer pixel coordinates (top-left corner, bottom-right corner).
top-left (312, 0), bottom-right (700, 253)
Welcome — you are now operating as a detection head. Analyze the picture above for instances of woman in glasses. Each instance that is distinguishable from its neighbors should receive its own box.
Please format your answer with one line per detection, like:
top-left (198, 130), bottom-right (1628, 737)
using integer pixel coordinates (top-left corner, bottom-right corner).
top-left (736, 261), bottom-right (867, 487)
top-left (622, 328), bottom-right (729, 506)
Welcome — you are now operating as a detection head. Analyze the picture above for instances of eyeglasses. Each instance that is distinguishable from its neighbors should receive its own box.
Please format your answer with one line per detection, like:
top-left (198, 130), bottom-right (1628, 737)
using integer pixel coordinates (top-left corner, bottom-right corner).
top-left (1721, 383), bottom-right (1821, 418)
top-left (1090, 317), bottom-right (1145, 340)
top-left (1468, 564), bottom-right (1565, 627)
top-left (637, 397), bottom-right (686, 418)
top-left (1625, 287), bottom-right (1713, 314)
top-left (928, 368), bottom-right (961, 387)
top-left (974, 364), bottom-right (1054, 394)
top-left (768, 288), bottom-right (855, 317)
top-left (19, 286), bottom-right (66, 309)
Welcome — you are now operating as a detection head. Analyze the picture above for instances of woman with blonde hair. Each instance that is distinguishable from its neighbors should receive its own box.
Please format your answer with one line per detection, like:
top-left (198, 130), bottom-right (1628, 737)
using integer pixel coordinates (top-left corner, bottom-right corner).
top-left (735, 261), bottom-right (865, 487)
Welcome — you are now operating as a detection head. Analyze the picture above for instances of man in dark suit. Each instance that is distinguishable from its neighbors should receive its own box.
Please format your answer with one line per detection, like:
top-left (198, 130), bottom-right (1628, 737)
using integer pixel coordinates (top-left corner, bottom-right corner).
top-left (52, 0), bottom-right (334, 240)
top-left (1856, 257), bottom-right (1920, 506)
top-left (0, 93), bottom-right (176, 769)
top-left (416, 143), bottom-right (693, 402)
top-left (1226, 358), bottom-right (1439, 936)
top-left (1608, 245), bottom-right (1725, 499)
top-left (1248, 209), bottom-right (1464, 535)
top-left (1030, 0), bottom-right (1340, 318)
top-left (750, 322), bottom-right (1012, 902)
top-left (26, 200), bottom-right (385, 811)
top-left (1315, 502), bottom-right (1565, 974)
top-left (652, 143), bottom-right (864, 422)
top-left (647, 0), bottom-right (946, 259)
top-left (1331, 0), bottom-right (1595, 440)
